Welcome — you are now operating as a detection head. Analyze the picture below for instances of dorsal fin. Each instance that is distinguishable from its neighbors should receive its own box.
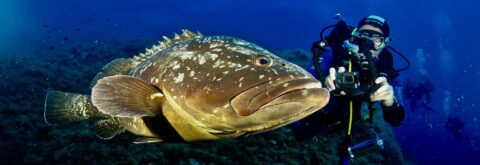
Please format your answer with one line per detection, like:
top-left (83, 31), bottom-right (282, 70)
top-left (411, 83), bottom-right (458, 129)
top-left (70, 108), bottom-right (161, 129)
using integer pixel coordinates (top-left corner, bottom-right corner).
top-left (131, 29), bottom-right (203, 64)
top-left (89, 30), bottom-right (203, 88)
top-left (89, 58), bottom-right (137, 88)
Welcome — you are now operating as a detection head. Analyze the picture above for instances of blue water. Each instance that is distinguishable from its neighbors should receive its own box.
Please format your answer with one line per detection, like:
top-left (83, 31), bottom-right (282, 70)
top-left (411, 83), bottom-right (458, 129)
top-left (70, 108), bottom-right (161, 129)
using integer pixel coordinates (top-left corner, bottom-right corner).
top-left (1, 0), bottom-right (479, 164)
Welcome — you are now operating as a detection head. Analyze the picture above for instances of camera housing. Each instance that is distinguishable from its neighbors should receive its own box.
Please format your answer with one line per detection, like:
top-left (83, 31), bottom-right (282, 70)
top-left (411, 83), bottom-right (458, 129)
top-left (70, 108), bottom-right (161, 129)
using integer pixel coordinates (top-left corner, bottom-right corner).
top-left (332, 72), bottom-right (367, 97)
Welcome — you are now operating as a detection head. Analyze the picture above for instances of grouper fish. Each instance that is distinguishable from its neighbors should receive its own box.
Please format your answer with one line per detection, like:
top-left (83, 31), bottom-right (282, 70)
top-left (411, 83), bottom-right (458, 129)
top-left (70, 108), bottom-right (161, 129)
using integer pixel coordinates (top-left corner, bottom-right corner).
top-left (44, 29), bottom-right (330, 143)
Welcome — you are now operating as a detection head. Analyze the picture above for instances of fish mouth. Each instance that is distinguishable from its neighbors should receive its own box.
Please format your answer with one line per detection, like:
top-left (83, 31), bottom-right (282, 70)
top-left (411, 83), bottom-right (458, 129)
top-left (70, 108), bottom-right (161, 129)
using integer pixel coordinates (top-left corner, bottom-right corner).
top-left (241, 105), bottom-right (318, 134)
top-left (230, 78), bottom-right (324, 116)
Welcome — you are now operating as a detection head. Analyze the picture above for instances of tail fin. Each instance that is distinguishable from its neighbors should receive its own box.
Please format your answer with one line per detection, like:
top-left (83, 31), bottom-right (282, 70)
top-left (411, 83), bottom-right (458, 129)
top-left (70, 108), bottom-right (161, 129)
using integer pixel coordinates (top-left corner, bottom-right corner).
top-left (44, 91), bottom-right (102, 124)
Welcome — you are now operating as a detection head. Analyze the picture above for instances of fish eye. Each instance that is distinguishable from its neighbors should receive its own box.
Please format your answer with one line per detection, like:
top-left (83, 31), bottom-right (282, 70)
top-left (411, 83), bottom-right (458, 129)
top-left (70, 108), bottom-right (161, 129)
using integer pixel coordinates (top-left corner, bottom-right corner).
top-left (253, 56), bottom-right (273, 67)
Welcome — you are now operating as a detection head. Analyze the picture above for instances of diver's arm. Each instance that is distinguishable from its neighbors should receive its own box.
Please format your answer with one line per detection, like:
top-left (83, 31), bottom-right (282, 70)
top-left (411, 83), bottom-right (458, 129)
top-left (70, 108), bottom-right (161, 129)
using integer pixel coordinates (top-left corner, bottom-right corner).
top-left (309, 43), bottom-right (333, 80)
top-left (382, 100), bottom-right (405, 127)
top-left (371, 77), bottom-right (405, 126)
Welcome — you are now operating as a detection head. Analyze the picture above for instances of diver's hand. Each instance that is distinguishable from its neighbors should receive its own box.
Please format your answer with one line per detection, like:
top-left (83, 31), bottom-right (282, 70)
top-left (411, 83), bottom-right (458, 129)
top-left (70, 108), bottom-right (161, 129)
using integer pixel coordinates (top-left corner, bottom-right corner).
top-left (325, 67), bottom-right (345, 91)
top-left (370, 77), bottom-right (395, 107)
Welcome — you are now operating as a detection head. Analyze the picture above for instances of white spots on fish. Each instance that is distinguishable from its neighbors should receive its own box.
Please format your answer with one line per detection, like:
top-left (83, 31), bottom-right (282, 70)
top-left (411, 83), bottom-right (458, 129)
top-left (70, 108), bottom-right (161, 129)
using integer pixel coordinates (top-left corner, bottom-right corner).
top-left (213, 60), bottom-right (225, 68)
top-left (223, 71), bottom-right (230, 75)
top-left (199, 56), bottom-right (206, 65)
top-left (213, 108), bottom-right (219, 114)
top-left (186, 66), bottom-right (191, 71)
top-left (212, 48), bottom-right (223, 52)
top-left (174, 73), bottom-right (184, 83)
top-left (209, 53), bottom-right (219, 61)
top-left (239, 77), bottom-right (244, 82)
top-left (82, 108), bottom-right (86, 117)
top-left (209, 42), bottom-right (222, 48)
top-left (189, 71), bottom-right (195, 77)
top-left (180, 51), bottom-right (194, 60)
top-left (161, 68), bottom-right (167, 75)
top-left (155, 78), bottom-right (159, 84)
top-left (290, 75), bottom-right (295, 79)
top-left (283, 83), bottom-right (289, 87)
top-left (216, 78), bottom-right (223, 81)
top-left (259, 75), bottom-right (265, 79)
top-left (138, 66), bottom-right (148, 75)
top-left (268, 77), bottom-right (272, 81)
top-left (250, 68), bottom-right (255, 71)
top-left (212, 76), bottom-right (217, 81)
top-left (203, 86), bottom-right (212, 92)
top-left (172, 64), bottom-right (180, 70)
top-left (200, 52), bottom-right (220, 62)
top-left (228, 62), bottom-right (242, 68)
top-left (234, 65), bottom-right (249, 71)
top-left (239, 83), bottom-right (243, 87)
top-left (223, 104), bottom-right (229, 108)
top-left (227, 46), bottom-right (257, 55)
top-left (226, 56), bottom-right (231, 59)
top-left (206, 73), bottom-right (210, 77)
top-left (301, 90), bottom-right (309, 96)
top-left (172, 61), bottom-right (180, 70)
top-left (173, 96), bottom-right (178, 100)
top-left (272, 69), bottom-right (279, 75)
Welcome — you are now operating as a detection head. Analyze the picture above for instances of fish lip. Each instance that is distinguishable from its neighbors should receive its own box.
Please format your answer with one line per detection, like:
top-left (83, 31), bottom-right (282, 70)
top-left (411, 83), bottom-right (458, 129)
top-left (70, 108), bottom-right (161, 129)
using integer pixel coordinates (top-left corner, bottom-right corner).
top-left (230, 77), bottom-right (322, 116)
top-left (241, 105), bottom-right (318, 133)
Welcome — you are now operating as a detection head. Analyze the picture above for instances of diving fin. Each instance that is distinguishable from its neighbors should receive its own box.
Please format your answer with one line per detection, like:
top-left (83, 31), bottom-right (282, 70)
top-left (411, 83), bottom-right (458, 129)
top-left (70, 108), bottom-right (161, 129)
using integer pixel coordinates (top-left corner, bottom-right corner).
top-left (91, 75), bottom-right (165, 118)
top-left (95, 119), bottom-right (126, 139)
top-left (133, 137), bottom-right (164, 144)
top-left (44, 91), bottom-right (102, 124)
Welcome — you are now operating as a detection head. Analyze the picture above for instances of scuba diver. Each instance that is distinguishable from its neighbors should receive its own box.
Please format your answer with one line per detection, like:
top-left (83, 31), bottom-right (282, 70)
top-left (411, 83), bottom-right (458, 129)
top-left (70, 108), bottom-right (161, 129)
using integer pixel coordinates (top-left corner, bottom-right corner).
top-left (403, 75), bottom-right (436, 113)
top-left (403, 76), bottom-right (438, 127)
top-left (445, 115), bottom-right (469, 141)
top-left (293, 15), bottom-right (408, 163)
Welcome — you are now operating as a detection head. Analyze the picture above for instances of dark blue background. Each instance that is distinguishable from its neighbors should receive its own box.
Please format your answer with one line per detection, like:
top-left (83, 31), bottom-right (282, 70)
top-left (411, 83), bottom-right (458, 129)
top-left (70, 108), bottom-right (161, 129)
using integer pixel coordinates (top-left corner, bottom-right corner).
top-left (1, 0), bottom-right (479, 164)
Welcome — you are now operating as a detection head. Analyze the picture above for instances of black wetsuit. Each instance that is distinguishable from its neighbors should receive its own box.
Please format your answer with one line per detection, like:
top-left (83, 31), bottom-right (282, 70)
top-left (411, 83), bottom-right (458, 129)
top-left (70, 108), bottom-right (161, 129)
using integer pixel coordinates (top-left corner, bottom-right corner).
top-left (294, 20), bottom-right (405, 140)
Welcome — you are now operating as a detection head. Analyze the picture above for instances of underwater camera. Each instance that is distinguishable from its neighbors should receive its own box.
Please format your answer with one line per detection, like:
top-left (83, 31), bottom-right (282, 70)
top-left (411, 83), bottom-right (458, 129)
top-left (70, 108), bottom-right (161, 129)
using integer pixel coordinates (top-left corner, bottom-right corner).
top-left (347, 130), bottom-right (385, 158)
top-left (332, 72), bottom-right (367, 97)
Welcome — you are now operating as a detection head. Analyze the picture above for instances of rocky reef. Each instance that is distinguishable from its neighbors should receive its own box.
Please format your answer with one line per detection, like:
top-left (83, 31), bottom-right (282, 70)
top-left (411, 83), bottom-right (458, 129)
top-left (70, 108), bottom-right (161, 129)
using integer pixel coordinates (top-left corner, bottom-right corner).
top-left (0, 39), bottom-right (404, 164)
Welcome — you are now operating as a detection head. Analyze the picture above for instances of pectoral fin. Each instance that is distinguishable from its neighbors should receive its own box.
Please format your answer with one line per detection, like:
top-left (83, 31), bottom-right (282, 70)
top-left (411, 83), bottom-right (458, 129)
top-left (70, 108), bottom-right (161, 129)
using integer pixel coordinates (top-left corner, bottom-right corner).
top-left (91, 75), bottom-right (165, 117)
